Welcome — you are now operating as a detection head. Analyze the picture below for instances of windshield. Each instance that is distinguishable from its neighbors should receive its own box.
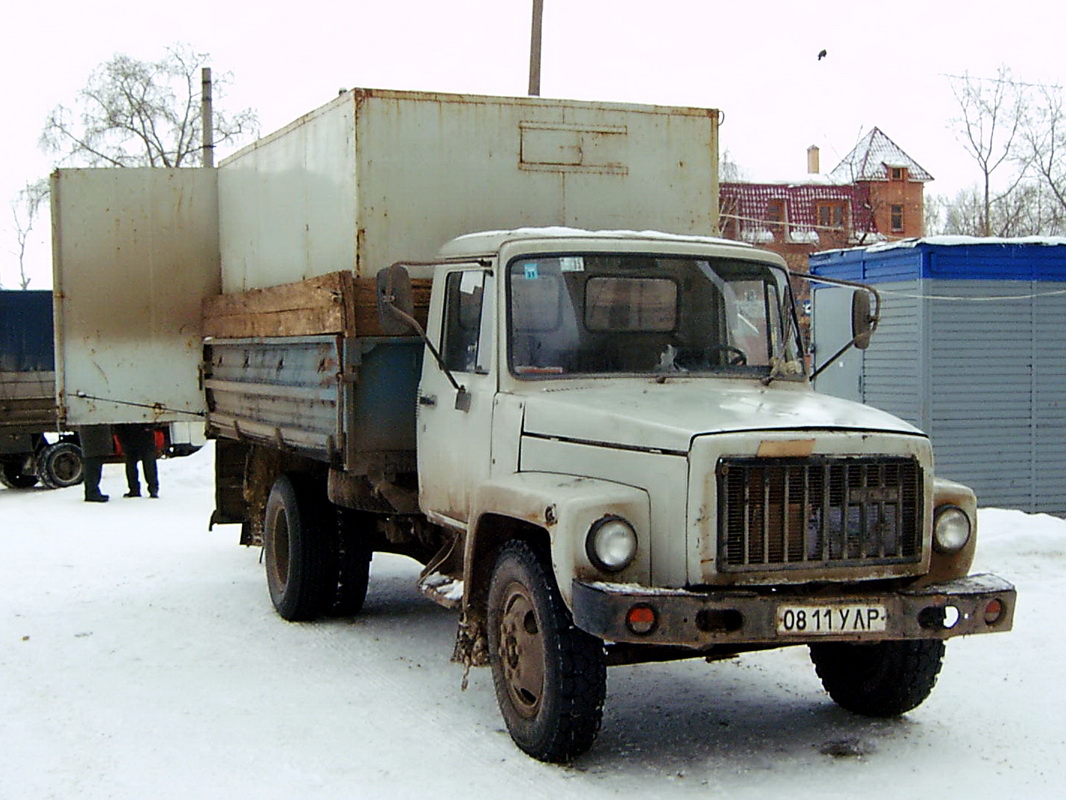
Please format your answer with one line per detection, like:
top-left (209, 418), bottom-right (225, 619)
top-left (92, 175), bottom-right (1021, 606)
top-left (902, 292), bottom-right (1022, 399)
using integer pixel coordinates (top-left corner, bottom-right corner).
top-left (507, 253), bottom-right (804, 379)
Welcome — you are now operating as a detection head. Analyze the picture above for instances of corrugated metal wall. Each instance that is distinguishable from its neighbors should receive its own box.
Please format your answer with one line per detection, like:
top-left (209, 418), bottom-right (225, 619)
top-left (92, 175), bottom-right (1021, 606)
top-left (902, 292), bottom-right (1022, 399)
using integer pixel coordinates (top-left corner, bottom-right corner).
top-left (862, 281), bottom-right (925, 430)
top-left (925, 280), bottom-right (1036, 510)
top-left (1034, 286), bottom-right (1066, 514)
top-left (812, 241), bottom-right (1066, 516)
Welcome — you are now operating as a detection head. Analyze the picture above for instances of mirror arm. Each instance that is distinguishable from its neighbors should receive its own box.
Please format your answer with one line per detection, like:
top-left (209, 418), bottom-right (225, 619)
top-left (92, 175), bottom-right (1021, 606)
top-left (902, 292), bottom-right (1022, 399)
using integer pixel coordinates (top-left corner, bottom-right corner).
top-left (789, 270), bottom-right (881, 380)
top-left (382, 300), bottom-right (466, 397)
top-left (810, 336), bottom-right (862, 381)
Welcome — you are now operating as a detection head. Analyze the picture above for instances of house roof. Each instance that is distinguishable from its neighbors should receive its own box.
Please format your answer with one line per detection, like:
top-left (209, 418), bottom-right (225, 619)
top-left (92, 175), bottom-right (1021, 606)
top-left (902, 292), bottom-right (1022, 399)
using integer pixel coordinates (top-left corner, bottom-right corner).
top-left (828, 127), bottom-right (933, 183)
top-left (718, 181), bottom-right (879, 243)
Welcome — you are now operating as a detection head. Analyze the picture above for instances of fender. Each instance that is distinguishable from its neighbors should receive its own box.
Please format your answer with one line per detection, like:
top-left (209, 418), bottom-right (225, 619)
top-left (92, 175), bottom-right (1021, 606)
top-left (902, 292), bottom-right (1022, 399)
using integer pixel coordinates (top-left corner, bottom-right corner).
top-left (466, 472), bottom-right (651, 608)
top-left (919, 476), bottom-right (978, 586)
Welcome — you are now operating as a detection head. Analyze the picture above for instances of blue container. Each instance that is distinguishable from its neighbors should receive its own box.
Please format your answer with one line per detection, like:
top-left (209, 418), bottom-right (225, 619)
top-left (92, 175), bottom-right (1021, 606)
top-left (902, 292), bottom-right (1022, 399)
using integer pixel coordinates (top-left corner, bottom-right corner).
top-left (0, 291), bottom-right (53, 372)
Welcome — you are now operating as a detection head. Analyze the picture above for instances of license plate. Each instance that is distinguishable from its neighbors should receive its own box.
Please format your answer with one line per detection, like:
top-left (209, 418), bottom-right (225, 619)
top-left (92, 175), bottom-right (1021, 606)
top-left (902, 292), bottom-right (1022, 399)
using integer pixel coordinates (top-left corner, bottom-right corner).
top-left (776, 603), bottom-right (888, 636)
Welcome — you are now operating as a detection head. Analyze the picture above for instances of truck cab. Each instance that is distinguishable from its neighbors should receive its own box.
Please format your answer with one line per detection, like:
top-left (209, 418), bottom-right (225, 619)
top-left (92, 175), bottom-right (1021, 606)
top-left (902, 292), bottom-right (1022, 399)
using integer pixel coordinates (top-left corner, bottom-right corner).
top-left (400, 228), bottom-right (1014, 761)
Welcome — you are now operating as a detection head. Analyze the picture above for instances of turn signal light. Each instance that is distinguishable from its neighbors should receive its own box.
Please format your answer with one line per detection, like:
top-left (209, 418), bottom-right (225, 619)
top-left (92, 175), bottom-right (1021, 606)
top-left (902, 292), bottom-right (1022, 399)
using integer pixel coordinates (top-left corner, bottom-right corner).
top-left (626, 604), bottom-right (657, 635)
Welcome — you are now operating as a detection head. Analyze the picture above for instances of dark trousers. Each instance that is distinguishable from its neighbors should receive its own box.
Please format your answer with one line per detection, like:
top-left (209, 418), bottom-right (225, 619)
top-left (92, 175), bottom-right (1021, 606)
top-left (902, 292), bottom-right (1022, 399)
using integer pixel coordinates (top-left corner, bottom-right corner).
top-left (125, 453), bottom-right (159, 496)
top-left (83, 457), bottom-right (105, 500)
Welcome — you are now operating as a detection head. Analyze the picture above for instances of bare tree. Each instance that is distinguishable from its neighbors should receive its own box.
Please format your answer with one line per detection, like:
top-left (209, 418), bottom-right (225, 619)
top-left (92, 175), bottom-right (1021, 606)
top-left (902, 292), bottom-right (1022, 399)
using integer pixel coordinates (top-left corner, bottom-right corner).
top-left (937, 183), bottom-right (1066, 237)
top-left (6, 180), bottom-right (50, 289)
top-left (719, 149), bottom-right (746, 183)
top-left (40, 43), bottom-right (257, 168)
top-left (949, 67), bottom-right (1027, 236)
top-left (1017, 82), bottom-right (1066, 216)
top-left (923, 193), bottom-right (949, 236)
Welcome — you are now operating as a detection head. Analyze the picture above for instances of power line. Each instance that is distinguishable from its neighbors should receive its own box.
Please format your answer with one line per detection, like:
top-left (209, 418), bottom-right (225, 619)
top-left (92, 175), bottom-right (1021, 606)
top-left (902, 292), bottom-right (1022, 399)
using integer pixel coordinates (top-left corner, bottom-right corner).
top-left (873, 284), bottom-right (1066, 302)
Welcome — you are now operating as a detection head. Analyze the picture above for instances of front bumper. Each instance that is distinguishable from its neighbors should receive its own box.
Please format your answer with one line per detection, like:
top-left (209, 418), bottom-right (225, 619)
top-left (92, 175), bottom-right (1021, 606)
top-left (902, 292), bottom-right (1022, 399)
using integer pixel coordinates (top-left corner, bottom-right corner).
top-left (571, 573), bottom-right (1015, 647)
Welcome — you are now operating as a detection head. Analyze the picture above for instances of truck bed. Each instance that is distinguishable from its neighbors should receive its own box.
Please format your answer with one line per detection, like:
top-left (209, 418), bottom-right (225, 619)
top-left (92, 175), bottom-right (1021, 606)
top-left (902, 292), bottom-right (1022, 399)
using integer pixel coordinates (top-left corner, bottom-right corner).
top-left (202, 272), bottom-right (428, 473)
top-left (0, 371), bottom-right (57, 433)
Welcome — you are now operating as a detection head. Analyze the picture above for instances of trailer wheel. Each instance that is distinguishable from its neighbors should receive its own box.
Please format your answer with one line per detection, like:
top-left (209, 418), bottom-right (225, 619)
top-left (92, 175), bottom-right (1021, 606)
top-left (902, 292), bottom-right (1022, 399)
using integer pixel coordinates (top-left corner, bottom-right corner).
top-left (809, 639), bottom-right (946, 717)
top-left (487, 539), bottom-right (606, 762)
top-left (264, 474), bottom-right (332, 621)
top-left (0, 460), bottom-right (38, 489)
top-left (38, 442), bottom-right (84, 489)
top-left (329, 508), bottom-right (372, 616)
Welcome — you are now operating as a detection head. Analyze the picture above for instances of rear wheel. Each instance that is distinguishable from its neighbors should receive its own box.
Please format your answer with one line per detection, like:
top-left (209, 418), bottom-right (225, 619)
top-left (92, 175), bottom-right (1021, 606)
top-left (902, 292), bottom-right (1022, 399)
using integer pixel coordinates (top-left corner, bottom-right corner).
top-left (0, 460), bottom-right (38, 489)
top-left (38, 442), bottom-right (84, 489)
top-left (329, 507), bottom-right (372, 616)
top-left (809, 639), bottom-right (946, 717)
top-left (264, 474), bottom-right (332, 621)
top-left (487, 539), bottom-right (606, 762)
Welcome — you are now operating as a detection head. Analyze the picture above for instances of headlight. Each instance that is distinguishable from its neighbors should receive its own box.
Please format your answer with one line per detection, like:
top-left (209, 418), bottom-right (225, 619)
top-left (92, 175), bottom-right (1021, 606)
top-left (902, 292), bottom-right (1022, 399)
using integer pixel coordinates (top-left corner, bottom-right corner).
top-left (586, 516), bottom-right (638, 572)
top-left (933, 506), bottom-right (971, 553)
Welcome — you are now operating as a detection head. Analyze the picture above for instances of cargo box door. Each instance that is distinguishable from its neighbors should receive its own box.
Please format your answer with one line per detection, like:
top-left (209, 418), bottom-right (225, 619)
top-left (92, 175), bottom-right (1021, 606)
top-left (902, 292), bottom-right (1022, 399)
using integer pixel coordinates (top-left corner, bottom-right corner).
top-left (51, 168), bottom-right (220, 426)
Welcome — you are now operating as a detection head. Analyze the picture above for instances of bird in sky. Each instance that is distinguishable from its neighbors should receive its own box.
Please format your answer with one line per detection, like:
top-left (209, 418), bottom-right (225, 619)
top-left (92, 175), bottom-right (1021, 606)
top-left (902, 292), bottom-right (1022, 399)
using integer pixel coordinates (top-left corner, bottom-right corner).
top-left (817, 49), bottom-right (828, 60)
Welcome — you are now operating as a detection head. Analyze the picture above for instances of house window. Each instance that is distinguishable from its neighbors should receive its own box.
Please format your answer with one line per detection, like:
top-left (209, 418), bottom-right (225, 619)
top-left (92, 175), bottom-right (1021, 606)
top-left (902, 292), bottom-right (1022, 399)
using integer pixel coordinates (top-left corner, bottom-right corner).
top-left (817, 202), bottom-right (846, 229)
top-left (890, 167), bottom-right (907, 181)
top-left (890, 204), bottom-right (904, 232)
top-left (766, 199), bottom-right (785, 224)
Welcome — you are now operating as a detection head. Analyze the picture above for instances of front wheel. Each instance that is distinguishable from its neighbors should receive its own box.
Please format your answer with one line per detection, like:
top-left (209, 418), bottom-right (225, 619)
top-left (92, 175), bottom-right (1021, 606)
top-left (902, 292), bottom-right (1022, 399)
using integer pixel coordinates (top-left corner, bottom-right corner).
top-left (809, 639), bottom-right (946, 717)
top-left (487, 540), bottom-right (606, 762)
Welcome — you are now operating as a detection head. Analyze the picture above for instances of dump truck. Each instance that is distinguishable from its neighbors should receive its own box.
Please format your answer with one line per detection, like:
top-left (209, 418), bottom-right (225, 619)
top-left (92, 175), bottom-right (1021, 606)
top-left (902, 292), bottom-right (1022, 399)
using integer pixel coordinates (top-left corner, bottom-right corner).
top-left (0, 290), bottom-right (83, 489)
top-left (51, 88), bottom-right (1015, 763)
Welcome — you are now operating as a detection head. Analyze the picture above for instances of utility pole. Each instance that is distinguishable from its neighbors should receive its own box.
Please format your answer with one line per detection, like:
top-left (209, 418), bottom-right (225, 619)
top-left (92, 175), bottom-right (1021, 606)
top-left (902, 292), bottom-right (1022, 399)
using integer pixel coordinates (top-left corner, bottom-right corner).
top-left (201, 67), bottom-right (215, 168)
top-left (528, 0), bottom-right (543, 96)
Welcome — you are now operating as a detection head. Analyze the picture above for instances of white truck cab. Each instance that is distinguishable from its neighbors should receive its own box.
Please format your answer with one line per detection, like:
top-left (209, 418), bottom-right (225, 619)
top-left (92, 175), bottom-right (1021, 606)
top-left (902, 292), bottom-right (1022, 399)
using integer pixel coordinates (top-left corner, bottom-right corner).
top-left (390, 228), bottom-right (1014, 761)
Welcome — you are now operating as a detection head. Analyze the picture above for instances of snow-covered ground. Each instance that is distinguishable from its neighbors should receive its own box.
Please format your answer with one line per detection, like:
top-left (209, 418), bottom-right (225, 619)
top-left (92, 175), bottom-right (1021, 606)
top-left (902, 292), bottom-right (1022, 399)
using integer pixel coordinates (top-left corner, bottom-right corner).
top-left (2, 444), bottom-right (1062, 799)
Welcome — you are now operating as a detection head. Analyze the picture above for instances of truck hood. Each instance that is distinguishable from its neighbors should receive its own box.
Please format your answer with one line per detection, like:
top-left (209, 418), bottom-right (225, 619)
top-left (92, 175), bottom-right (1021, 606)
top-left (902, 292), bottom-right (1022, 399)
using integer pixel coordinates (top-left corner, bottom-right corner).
top-left (519, 380), bottom-right (923, 453)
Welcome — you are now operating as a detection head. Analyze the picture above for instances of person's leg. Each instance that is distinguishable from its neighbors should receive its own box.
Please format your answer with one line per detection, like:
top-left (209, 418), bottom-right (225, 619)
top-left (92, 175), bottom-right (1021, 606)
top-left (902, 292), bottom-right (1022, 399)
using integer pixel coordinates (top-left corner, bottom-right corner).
top-left (124, 457), bottom-right (141, 497)
top-left (143, 455), bottom-right (159, 498)
top-left (83, 457), bottom-right (108, 502)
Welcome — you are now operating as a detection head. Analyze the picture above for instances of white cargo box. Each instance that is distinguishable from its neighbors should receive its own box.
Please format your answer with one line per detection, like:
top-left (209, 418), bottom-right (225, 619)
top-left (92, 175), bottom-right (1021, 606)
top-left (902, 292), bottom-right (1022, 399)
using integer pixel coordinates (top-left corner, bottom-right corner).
top-left (50, 168), bottom-right (219, 426)
top-left (218, 88), bottom-right (719, 291)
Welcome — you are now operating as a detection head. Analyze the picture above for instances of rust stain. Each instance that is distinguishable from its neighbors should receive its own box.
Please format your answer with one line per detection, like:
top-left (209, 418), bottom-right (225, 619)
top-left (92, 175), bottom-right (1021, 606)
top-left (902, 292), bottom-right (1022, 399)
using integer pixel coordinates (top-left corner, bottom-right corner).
top-left (757, 439), bottom-right (815, 458)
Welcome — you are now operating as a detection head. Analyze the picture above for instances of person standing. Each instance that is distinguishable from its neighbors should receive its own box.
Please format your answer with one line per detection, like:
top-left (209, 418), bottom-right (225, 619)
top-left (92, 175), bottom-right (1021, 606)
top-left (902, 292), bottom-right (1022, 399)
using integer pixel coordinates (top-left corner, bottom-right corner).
top-left (77, 424), bottom-right (114, 503)
top-left (114, 423), bottom-right (160, 499)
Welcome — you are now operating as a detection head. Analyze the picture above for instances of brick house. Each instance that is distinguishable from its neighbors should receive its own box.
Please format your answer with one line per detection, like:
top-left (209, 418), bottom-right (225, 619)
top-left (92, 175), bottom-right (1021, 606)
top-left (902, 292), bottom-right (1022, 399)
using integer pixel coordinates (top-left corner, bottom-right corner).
top-left (719, 128), bottom-right (931, 273)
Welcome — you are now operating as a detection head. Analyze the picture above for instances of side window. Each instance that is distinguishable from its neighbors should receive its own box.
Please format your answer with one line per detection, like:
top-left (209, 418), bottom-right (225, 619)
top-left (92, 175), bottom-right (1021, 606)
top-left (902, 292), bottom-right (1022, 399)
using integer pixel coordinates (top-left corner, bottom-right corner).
top-left (442, 271), bottom-right (494, 374)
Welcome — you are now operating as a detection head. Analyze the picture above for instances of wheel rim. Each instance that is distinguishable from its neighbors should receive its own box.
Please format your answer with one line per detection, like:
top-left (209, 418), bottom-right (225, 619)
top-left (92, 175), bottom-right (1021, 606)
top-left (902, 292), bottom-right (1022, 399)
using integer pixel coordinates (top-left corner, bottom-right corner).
top-left (51, 450), bottom-right (82, 485)
top-left (269, 509), bottom-right (291, 592)
top-left (497, 581), bottom-right (546, 718)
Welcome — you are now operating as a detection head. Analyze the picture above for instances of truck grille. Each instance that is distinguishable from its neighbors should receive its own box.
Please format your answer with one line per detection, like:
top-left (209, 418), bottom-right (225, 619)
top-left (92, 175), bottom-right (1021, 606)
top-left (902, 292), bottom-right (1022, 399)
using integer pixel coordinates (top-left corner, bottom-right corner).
top-left (717, 456), bottom-right (922, 572)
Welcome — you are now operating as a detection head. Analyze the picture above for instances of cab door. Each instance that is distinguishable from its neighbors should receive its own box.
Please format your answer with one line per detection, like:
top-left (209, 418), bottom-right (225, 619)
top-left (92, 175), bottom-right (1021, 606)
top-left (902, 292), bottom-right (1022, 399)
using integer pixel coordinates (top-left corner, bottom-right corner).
top-left (416, 267), bottom-right (496, 527)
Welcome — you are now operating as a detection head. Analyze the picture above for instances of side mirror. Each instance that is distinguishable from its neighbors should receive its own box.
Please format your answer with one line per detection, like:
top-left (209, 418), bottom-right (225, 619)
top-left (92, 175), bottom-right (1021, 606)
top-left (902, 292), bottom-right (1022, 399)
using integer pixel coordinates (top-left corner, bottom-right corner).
top-left (851, 290), bottom-right (874, 350)
top-left (376, 264), bottom-right (416, 335)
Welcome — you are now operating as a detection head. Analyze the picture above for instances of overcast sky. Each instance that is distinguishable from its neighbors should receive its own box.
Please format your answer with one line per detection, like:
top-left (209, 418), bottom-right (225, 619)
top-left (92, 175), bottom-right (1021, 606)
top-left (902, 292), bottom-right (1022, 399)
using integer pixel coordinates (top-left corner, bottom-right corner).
top-left (2, 0), bottom-right (1060, 288)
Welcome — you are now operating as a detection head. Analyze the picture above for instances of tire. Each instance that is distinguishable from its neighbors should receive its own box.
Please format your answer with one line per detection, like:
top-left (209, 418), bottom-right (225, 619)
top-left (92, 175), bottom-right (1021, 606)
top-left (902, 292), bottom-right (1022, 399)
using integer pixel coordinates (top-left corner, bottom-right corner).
top-left (487, 539), bottom-right (606, 762)
top-left (38, 442), bottom-right (84, 489)
top-left (809, 639), bottom-right (946, 717)
top-left (263, 474), bottom-right (333, 621)
top-left (1, 460), bottom-right (38, 489)
top-left (329, 507), bottom-right (372, 616)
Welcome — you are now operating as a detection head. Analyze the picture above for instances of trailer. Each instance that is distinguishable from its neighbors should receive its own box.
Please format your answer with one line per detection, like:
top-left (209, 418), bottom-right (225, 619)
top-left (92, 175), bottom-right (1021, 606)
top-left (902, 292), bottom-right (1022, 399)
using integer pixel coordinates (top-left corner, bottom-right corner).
top-left (0, 290), bottom-right (83, 489)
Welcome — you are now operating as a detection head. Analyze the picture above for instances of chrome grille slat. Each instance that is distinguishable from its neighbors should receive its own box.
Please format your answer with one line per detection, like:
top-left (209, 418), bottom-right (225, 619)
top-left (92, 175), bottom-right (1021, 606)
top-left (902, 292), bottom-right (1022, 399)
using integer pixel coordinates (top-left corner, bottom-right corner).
top-left (717, 456), bottom-right (922, 572)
